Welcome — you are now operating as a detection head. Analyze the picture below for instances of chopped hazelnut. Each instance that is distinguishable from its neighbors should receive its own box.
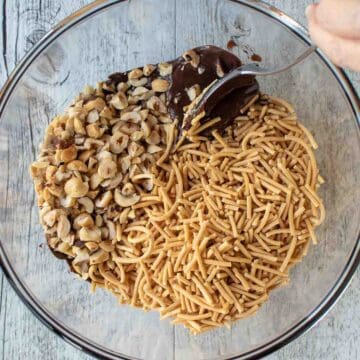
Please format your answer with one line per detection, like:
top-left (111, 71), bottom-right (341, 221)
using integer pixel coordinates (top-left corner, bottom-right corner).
top-left (64, 177), bottom-right (89, 198)
top-left (151, 79), bottom-right (170, 92)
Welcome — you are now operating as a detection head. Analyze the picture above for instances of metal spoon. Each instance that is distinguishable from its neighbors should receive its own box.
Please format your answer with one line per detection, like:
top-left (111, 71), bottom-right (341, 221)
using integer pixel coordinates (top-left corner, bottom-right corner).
top-left (184, 45), bottom-right (317, 129)
top-left (224, 45), bottom-right (317, 78)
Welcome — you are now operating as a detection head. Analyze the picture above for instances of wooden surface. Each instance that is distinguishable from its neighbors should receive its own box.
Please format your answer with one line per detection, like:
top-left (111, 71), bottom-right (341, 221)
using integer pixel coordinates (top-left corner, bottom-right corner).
top-left (0, 1), bottom-right (359, 359)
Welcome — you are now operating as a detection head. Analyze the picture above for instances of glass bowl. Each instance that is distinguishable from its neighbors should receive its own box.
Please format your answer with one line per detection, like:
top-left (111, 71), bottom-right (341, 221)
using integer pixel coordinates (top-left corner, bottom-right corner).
top-left (0, 0), bottom-right (359, 359)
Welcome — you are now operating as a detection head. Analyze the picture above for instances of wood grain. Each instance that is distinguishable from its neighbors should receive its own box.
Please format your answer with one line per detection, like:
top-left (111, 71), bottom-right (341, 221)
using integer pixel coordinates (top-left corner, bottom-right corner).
top-left (0, 1), bottom-right (359, 359)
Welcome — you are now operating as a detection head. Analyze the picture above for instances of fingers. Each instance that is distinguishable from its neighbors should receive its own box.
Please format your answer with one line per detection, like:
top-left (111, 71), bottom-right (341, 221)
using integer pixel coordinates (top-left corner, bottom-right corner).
top-left (308, 0), bottom-right (360, 39)
top-left (306, 3), bottom-right (360, 70)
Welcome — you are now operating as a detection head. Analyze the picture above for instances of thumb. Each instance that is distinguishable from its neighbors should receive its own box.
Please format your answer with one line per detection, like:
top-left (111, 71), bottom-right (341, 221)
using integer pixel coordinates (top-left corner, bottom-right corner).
top-left (309, 0), bottom-right (360, 39)
top-left (306, 3), bottom-right (360, 70)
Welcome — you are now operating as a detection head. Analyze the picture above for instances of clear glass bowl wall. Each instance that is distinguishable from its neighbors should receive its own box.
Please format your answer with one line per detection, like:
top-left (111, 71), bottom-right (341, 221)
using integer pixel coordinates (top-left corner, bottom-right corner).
top-left (0, 0), bottom-right (359, 359)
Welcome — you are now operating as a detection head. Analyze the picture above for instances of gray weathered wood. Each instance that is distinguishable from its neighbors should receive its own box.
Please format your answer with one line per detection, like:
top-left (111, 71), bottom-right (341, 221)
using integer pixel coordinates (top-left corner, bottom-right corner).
top-left (0, 1), bottom-right (359, 359)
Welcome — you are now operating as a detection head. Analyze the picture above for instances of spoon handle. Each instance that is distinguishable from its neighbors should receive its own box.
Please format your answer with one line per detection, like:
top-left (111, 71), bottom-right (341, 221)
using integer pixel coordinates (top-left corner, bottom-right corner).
top-left (238, 45), bottom-right (317, 76)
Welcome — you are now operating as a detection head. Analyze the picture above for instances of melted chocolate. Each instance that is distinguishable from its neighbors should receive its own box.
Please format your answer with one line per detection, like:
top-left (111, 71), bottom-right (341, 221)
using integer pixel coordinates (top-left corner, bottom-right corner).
top-left (108, 72), bottom-right (128, 85)
top-left (227, 39), bottom-right (237, 50)
top-left (194, 74), bottom-right (259, 135)
top-left (107, 46), bottom-right (259, 134)
top-left (168, 46), bottom-right (244, 123)
top-left (166, 46), bottom-right (259, 133)
top-left (251, 53), bottom-right (262, 62)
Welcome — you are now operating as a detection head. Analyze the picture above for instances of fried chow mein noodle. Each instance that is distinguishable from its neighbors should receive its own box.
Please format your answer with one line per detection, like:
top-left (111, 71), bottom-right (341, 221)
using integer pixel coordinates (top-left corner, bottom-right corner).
top-left (90, 95), bottom-right (324, 334)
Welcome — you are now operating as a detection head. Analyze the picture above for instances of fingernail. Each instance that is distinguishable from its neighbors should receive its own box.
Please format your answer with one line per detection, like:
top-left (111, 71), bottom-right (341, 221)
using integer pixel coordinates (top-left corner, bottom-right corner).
top-left (305, 4), bottom-right (314, 18)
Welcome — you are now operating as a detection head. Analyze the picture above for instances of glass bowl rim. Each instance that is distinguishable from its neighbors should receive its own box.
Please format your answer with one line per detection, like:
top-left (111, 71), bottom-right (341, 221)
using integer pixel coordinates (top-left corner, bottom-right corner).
top-left (0, 0), bottom-right (359, 359)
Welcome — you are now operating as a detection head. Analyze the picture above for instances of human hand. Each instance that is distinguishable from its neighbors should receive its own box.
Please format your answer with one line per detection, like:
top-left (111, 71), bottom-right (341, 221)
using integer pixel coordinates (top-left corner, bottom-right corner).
top-left (306, 0), bottom-right (360, 71)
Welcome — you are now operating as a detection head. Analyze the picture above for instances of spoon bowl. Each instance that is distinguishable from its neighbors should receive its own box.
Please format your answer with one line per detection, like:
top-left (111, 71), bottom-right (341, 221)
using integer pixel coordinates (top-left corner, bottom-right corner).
top-left (185, 46), bottom-right (317, 131)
